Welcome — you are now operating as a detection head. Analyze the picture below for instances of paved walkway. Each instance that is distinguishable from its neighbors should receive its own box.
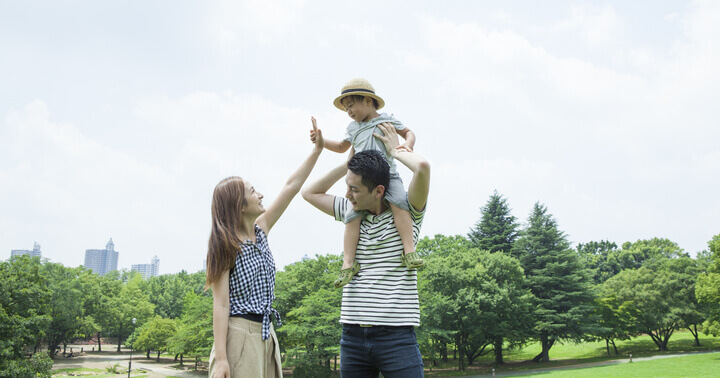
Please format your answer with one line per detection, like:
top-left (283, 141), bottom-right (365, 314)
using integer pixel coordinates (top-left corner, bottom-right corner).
top-left (51, 346), bottom-right (205, 378)
top-left (456, 350), bottom-right (720, 377)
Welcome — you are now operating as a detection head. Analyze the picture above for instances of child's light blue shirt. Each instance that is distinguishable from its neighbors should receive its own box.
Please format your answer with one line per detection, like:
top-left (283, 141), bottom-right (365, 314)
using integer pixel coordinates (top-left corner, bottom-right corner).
top-left (343, 113), bottom-right (405, 173)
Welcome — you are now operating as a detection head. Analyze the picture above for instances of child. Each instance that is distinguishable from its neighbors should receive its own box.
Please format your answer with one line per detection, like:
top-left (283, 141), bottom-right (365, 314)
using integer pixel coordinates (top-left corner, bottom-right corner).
top-left (323, 78), bottom-right (425, 288)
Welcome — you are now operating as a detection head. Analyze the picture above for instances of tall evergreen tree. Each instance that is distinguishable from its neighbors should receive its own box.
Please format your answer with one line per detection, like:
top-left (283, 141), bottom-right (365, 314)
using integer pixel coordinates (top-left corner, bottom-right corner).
top-left (467, 191), bottom-right (520, 364)
top-left (469, 190), bottom-right (519, 254)
top-left (513, 202), bottom-right (598, 362)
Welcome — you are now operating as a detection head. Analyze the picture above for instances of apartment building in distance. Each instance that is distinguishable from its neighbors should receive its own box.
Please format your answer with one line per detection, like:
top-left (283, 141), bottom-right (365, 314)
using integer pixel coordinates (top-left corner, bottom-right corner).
top-left (83, 238), bottom-right (119, 276)
top-left (132, 255), bottom-right (160, 279)
top-left (11, 242), bottom-right (43, 258)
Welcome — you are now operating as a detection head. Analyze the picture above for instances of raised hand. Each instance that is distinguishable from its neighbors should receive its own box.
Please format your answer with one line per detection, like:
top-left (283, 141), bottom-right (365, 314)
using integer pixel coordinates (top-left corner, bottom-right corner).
top-left (310, 116), bottom-right (324, 151)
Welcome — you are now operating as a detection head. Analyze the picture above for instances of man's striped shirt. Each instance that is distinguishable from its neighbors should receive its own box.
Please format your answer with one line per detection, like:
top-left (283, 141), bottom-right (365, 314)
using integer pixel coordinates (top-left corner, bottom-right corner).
top-left (334, 196), bottom-right (425, 326)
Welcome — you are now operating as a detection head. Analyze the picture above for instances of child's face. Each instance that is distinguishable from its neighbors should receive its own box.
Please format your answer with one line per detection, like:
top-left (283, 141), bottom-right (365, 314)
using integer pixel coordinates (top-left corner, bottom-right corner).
top-left (343, 97), bottom-right (375, 122)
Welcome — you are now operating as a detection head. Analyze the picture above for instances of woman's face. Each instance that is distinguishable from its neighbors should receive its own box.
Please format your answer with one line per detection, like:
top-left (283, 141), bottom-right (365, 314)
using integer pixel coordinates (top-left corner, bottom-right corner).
top-left (242, 180), bottom-right (265, 217)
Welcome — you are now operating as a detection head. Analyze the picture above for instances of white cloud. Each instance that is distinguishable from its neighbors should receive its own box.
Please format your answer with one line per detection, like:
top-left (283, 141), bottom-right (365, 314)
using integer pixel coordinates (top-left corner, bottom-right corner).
top-left (205, 0), bottom-right (306, 57)
top-left (551, 5), bottom-right (623, 47)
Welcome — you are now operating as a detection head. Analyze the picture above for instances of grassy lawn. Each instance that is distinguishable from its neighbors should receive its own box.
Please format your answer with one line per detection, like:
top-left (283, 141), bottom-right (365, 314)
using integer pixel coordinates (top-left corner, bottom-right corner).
top-left (424, 330), bottom-right (720, 376)
top-left (514, 351), bottom-right (720, 377)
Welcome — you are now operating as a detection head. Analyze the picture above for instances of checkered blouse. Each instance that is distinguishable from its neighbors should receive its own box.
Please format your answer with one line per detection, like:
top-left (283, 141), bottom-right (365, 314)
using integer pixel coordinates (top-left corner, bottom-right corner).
top-left (228, 224), bottom-right (281, 340)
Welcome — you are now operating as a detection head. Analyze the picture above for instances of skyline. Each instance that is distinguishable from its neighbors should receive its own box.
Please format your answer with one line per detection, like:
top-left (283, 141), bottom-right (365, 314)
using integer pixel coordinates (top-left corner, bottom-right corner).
top-left (2, 1), bottom-right (718, 274)
top-left (6, 239), bottom-right (171, 275)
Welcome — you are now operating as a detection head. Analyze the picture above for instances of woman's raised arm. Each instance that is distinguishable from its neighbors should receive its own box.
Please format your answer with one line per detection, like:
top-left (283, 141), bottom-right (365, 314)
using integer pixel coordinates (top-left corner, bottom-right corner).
top-left (257, 117), bottom-right (324, 234)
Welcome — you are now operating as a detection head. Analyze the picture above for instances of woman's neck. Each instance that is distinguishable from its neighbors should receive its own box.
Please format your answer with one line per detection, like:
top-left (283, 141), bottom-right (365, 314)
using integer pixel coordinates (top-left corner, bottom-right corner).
top-left (237, 216), bottom-right (258, 242)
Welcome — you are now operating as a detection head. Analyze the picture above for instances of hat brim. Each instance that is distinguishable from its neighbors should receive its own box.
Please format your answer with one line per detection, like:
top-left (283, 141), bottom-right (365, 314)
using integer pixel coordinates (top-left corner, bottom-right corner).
top-left (333, 91), bottom-right (385, 111)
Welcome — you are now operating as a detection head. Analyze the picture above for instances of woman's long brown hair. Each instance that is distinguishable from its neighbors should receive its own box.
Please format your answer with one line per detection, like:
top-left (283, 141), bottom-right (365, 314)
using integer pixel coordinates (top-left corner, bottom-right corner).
top-left (205, 176), bottom-right (247, 289)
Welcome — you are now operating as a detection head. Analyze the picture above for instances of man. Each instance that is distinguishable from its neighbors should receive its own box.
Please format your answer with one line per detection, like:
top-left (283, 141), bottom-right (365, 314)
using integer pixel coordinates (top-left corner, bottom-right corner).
top-left (302, 123), bottom-right (430, 377)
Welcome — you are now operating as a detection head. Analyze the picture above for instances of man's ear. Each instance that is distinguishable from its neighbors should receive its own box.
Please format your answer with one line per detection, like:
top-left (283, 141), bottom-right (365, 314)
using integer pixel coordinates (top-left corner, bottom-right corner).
top-left (373, 185), bottom-right (386, 199)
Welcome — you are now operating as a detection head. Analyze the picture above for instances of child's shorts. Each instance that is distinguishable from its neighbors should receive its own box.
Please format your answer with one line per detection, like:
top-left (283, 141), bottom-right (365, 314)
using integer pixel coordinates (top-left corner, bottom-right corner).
top-left (343, 173), bottom-right (409, 224)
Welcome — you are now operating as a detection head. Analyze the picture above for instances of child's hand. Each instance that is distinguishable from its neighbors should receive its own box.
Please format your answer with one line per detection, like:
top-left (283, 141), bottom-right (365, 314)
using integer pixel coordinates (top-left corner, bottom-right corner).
top-left (397, 143), bottom-right (413, 153)
top-left (310, 117), bottom-right (324, 151)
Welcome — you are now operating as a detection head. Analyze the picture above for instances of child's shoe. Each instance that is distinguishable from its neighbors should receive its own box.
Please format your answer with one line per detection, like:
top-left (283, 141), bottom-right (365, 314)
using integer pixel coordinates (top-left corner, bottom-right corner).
top-left (402, 252), bottom-right (425, 269)
top-left (334, 261), bottom-right (360, 288)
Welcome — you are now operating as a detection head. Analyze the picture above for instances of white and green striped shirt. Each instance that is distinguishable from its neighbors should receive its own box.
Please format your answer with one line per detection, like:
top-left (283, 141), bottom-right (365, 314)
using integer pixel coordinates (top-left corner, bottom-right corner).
top-left (334, 196), bottom-right (425, 326)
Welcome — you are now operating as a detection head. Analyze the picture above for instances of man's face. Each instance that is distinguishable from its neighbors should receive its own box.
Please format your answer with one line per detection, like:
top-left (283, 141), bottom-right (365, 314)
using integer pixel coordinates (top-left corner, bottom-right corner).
top-left (345, 170), bottom-right (381, 211)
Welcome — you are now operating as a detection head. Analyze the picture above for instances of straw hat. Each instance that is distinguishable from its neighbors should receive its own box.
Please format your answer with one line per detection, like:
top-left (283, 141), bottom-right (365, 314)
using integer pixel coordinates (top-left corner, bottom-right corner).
top-left (333, 78), bottom-right (385, 111)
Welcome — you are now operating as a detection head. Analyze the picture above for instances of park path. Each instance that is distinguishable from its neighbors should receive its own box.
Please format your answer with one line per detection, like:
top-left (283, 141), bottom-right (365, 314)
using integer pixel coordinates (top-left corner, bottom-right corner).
top-left (457, 350), bottom-right (720, 377)
top-left (51, 346), bottom-right (205, 378)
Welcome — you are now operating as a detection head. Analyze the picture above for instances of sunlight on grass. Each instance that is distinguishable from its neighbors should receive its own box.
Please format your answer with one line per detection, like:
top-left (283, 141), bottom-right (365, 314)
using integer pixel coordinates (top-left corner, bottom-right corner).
top-left (514, 352), bottom-right (720, 377)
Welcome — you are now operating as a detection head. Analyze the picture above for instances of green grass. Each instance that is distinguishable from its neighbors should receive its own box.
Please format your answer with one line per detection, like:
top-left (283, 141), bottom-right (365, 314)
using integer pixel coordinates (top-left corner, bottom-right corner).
top-left (514, 352), bottom-right (720, 377)
top-left (423, 331), bottom-right (720, 376)
top-left (485, 330), bottom-right (720, 362)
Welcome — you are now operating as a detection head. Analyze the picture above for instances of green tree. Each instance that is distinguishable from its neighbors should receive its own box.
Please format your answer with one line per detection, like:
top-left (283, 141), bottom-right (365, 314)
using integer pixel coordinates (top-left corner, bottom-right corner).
top-left (84, 271), bottom-right (122, 352)
top-left (697, 234), bottom-right (720, 337)
top-left (416, 234), bottom-right (472, 364)
top-left (42, 263), bottom-right (89, 356)
top-left (468, 191), bottom-right (519, 255)
top-left (467, 191), bottom-right (521, 364)
top-left (168, 292), bottom-right (213, 366)
top-left (575, 240), bottom-right (621, 283)
top-left (590, 294), bottom-right (639, 355)
top-left (0, 256), bottom-right (52, 376)
top-left (275, 254), bottom-right (342, 371)
top-left (513, 202), bottom-right (598, 362)
top-left (107, 274), bottom-right (155, 352)
top-left (143, 270), bottom-right (202, 319)
top-left (658, 256), bottom-right (705, 346)
top-left (419, 237), bottom-right (532, 371)
top-left (603, 259), bottom-right (694, 351)
top-left (617, 238), bottom-right (687, 270)
top-left (134, 316), bottom-right (177, 361)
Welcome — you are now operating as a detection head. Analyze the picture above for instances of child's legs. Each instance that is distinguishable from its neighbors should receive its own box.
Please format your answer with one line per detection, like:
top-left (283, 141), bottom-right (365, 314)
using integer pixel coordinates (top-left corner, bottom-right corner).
top-left (390, 204), bottom-right (415, 256)
top-left (385, 174), bottom-right (414, 256)
top-left (343, 217), bottom-right (361, 269)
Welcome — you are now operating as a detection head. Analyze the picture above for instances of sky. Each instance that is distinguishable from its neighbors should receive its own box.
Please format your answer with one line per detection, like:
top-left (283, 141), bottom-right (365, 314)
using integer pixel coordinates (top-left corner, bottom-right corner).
top-left (1, 0), bottom-right (718, 275)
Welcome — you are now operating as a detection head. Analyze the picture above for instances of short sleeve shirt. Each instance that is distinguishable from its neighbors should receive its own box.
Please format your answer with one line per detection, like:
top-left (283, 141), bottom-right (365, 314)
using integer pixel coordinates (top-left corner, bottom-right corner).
top-left (333, 196), bottom-right (425, 326)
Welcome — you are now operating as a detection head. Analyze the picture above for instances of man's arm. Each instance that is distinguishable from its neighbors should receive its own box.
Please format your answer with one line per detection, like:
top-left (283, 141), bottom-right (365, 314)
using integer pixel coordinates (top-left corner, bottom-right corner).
top-left (301, 158), bottom-right (349, 217)
top-left (374, 123), bottom-right (430, 211)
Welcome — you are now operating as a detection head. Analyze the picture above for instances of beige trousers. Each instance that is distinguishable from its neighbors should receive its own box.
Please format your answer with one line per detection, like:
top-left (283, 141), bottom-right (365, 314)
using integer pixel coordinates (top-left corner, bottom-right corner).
top-left (209, 317), bottom-right (283, 378)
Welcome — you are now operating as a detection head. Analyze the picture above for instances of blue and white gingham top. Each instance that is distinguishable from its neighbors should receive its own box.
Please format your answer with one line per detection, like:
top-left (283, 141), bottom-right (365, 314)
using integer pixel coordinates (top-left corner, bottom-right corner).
top-left (228, 224), bottom-right (281, 340)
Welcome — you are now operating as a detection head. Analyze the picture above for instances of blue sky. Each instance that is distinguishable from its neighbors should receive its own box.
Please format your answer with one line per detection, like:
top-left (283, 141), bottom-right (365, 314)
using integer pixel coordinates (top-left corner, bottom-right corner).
top-left (2, 0), bottom-right (718, 274)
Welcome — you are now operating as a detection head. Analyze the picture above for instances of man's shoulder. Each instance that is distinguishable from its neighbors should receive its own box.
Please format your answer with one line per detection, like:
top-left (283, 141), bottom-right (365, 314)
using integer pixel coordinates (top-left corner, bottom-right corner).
top-left (333, 196), bottom-right (349, 222)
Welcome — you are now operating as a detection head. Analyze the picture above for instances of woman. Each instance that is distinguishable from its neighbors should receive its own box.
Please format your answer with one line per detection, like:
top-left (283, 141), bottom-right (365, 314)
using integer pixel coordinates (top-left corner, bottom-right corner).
top-left (206, 118), bottom-right (324, 378)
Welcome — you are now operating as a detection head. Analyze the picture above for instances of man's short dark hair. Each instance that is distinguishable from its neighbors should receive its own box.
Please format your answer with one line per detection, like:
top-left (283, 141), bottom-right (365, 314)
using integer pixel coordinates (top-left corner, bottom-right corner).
top-left (348, 150), bottom-right (390, 194)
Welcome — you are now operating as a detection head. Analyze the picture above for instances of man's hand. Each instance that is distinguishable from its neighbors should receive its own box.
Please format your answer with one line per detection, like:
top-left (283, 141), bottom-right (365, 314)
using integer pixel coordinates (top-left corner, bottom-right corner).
top-left (373, 122), bottom-right (401, 158)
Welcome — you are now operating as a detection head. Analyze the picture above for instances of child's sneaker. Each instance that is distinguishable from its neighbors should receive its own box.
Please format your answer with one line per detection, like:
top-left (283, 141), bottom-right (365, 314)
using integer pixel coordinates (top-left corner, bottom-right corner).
top-left (402, 252), bottom-right (425, 269)
top-left (334, 261), bottom-right (360, 288)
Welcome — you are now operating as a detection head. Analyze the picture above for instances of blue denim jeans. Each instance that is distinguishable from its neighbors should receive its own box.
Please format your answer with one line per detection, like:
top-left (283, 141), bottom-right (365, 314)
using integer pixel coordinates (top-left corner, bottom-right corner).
top-left (340, 324), bottom-right (424, 377)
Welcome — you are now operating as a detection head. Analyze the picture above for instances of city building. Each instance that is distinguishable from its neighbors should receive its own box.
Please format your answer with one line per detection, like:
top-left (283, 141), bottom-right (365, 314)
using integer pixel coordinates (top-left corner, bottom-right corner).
top-left (131, 255), bottom-right (159, 279)
top-left (11, 242), bottom-right (43, 258)
top-left (83, 238), bottom-right (119, 276)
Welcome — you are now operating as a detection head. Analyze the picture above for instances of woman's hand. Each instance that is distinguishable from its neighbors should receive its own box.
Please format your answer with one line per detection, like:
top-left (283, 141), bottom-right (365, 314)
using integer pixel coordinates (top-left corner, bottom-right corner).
top-left (310, 117), bottom-right (324, 151)
top-left (213, 359), bottom-right (230, 378)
